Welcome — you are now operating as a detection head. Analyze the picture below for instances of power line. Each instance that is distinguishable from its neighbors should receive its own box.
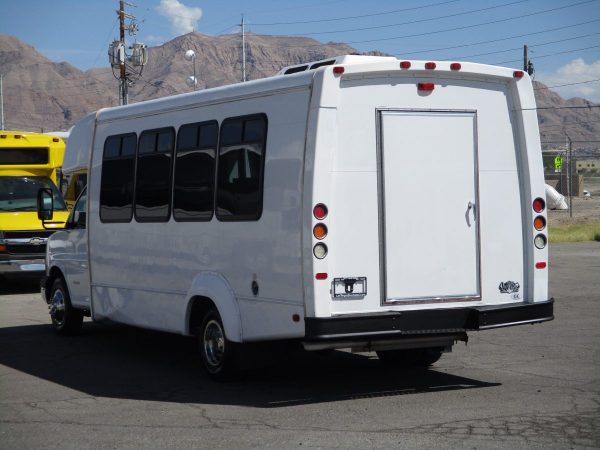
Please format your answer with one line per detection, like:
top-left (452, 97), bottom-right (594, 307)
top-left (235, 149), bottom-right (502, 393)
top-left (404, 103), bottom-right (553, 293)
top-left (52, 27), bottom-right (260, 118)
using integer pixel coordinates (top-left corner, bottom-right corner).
top-left (278, 0), bottom-right (532, 37)
top-left (249, 0), bottom-right (599, 49)
top-left (250, 0), bottom-right (462, 26)
top-left (494, 43), bottom-right (600, 65)
top-left (394, 18), bottom-right (600, 56)
top-left (535, 78), bottom-right (600, 90)
top-left (445, 31), bottom-right (600, 61)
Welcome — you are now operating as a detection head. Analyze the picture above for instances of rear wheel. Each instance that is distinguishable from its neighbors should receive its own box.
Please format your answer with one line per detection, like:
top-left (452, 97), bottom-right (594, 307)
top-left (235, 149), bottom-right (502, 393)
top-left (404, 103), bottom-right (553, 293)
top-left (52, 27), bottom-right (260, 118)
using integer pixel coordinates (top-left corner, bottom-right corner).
top-left (376, 347), bottom-right (443, 368)
top-left (198, 309), bottom-right (240, 381)
top-left (49, 277), bottom-right (83, 335)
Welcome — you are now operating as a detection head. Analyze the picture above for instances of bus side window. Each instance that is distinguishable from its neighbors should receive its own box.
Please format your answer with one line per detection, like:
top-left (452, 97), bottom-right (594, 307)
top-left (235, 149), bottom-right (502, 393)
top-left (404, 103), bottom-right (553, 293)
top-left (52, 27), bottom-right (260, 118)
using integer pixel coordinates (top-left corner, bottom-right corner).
top-left (100, 133), bottom-right (137, 222)
top-left (216, 114), bottom-right (267, 221)
top-left (134, 128), bottom-right (175, 222)
top-left (173, 121), bottom-right (217, 221)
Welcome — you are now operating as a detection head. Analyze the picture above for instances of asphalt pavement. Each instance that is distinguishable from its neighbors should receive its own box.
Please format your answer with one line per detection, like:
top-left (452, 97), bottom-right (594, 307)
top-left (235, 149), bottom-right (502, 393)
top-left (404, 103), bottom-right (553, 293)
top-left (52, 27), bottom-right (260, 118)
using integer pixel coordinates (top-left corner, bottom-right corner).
top-left (0, 242), bottom-right (598, 449)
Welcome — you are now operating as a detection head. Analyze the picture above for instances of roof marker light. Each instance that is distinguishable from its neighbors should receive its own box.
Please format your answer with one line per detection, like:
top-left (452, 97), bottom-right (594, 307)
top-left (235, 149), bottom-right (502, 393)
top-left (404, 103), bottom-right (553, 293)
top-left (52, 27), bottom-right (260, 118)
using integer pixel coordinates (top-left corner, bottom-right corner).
top-left (315, 273), bottom-right (328, 280)
top-left (292, 314), bottom-right (300, 322)
top-left (400, 61), bottom-right (411, 69)
top-left (450, 63), bottom-right (462, 71)
top-left (513, 70), bottom-right (524, 78)
top-left (535, 262), bottom-right (547, 269)
top-left (418, 83), bottom-right (435, 91)
top-left (333, 66), bottom-right (345, 75)
top-left (52, 137), bottom-right (60, 142)
top-left (425, 62), bottom-right (436, 70)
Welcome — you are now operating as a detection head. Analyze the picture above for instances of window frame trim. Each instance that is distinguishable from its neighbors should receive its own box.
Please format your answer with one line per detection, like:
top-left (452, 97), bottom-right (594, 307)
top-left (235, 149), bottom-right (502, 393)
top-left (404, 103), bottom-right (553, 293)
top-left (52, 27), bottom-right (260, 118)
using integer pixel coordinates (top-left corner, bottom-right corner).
top-left (133, 126), bottom-right (176, 223)
top-left (215, 113), bottom-right (268, 222)
top-left (172, 119), bottom-right (219, 223)
top-left (99, 132), bottom-right (137, 224)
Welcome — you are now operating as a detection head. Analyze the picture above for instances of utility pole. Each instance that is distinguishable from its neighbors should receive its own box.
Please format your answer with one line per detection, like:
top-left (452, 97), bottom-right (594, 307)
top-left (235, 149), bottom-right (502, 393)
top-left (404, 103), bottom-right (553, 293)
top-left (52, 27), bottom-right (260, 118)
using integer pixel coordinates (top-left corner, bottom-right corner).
top-left (108, 1), bottom-right (147, 105)
top-left (119, 0), bottom-right (128, 105)
top-left (523, 45), bottom-right (534, 76)
top-left (0, 74), bottom-right (4, 130)
top-left (241, 14), bottom-right (246, 82)
top-left (566, 133), bottom-right (573, 218)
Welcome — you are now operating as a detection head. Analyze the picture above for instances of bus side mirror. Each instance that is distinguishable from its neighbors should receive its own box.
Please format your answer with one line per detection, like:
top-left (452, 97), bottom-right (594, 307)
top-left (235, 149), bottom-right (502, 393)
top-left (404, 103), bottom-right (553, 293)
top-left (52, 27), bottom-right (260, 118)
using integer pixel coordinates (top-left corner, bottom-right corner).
top-left (37, 188), bottom-right (54, 221)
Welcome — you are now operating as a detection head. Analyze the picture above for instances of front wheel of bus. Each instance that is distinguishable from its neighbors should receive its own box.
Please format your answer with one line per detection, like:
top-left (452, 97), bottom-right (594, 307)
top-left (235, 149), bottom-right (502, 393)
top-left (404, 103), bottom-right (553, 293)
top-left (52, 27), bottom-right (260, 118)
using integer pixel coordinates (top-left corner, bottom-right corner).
top-left (49, 277), bottom-right (83, 335)
top-left (198, 309), bottom-right (240, 381)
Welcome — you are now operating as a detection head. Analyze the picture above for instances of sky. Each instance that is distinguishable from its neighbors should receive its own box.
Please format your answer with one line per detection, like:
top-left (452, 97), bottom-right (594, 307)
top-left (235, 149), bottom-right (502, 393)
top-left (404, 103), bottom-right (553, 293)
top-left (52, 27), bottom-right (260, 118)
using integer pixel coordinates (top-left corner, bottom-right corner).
top-left (1, 0), bottom-right (600, 101)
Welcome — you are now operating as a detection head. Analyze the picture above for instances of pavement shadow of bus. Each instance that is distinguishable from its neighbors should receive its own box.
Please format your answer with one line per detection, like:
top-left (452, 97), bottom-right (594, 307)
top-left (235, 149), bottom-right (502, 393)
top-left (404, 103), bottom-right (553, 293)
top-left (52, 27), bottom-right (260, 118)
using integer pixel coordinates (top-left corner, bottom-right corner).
top-left (0, 322), bottom-right (500, 408)
top-left (0, 274), bottom-right (42, 295)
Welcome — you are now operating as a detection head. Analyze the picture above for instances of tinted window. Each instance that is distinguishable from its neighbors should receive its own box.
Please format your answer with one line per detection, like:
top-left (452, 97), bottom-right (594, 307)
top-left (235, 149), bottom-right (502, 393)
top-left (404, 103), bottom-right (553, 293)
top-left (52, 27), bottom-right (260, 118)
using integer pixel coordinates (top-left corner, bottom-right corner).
top-left (216, 114), bottom-right (267, 221)
top-left (0, 148), bottom-right (48, 164)
top-left (134, 128), bottom-right (174, 222)
top-left (100, 133), bottom-right (136, 222)
top-left (173, 121), bottom-right (217, 221)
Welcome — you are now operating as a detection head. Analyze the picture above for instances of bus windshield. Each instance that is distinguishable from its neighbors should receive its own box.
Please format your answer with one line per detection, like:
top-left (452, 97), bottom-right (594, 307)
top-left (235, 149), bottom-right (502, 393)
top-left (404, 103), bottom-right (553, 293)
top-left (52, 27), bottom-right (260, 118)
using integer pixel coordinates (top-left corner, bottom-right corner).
top-left (0, 176), bottom-right (67, 212)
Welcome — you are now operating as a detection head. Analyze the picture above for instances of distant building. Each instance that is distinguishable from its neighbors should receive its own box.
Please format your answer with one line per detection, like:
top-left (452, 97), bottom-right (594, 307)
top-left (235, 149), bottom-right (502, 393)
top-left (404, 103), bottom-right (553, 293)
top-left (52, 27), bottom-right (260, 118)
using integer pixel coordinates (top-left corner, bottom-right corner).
top-left (576, 159), bottom-right (600, 173)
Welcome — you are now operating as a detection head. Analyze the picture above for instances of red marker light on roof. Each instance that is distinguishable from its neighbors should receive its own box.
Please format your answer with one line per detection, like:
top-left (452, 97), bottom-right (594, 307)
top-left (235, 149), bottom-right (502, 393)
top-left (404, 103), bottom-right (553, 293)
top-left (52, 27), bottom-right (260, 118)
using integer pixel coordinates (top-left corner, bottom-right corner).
top-left (513, 70), bottom-right (524, 78)
top-left (535, 262), bottom-right (547, 269)
top-left (400, 61), bottom-right (411, 69)
top-left (418, 83), bottom-right (435, 91)
top-left (333, 66), bottom-right (345, 75)
top-left (425, 62), bottom-right (436, 70)
top-left (52, 137), bottom-right (59, 142)
top-left (450, 63), bottom-right (461, 71)
top-left (315, 273), bottom-right (328, 280)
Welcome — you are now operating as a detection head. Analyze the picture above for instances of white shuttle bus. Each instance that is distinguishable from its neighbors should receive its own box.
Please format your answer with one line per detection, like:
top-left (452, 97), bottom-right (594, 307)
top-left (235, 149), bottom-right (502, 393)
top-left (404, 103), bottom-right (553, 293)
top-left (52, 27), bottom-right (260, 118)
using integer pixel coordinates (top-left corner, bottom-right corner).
top-left (39, 55), bottom-right (553, 379)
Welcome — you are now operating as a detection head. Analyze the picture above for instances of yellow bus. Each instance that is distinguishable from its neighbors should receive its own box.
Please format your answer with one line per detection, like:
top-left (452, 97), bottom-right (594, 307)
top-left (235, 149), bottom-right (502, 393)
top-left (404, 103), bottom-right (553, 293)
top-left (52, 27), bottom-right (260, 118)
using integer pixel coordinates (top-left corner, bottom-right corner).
top-left (0, 131), bottom-right (69, 274)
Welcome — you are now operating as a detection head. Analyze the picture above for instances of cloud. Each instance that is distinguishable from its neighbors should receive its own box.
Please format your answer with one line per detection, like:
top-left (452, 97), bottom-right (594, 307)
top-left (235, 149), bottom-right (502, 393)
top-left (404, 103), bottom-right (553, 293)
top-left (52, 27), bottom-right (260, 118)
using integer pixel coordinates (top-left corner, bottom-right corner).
top-left (538, 58), bottom-right (600, 103)
top-left (156, 0), bottom-right (203, 35)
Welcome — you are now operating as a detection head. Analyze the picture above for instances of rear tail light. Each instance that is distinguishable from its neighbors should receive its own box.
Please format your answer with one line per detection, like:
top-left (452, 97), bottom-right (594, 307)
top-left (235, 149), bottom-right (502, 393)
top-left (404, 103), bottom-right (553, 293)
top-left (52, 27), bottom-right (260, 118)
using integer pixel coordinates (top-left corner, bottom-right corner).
top-left (532, 198), bottom-right (545, 213)
top-left (534, 234), bottom-right (547, 249)
top-left (313, 223), bottom-right (328, 240)
top-left (313, 243), bottom-right (328, 259)
top-left (313, 203), bottom-right (328, 220)
top-left (534, 216), bottom-right (546, 231)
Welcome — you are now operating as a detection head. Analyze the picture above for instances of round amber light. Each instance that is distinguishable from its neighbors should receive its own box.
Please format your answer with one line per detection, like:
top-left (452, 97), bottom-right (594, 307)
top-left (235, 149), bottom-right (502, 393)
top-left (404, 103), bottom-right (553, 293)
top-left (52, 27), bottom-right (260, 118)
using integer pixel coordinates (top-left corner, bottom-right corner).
top-left (534, 216), bottom-right (546, 231)
top-left (313, 223), bottom-right (328, 240)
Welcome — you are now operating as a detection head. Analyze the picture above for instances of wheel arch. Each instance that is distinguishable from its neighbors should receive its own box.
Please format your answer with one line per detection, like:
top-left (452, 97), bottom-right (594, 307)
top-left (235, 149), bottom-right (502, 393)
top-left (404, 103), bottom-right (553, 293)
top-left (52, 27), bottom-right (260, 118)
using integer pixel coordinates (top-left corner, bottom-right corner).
top-left (184, 272), bottom-right (243, 342)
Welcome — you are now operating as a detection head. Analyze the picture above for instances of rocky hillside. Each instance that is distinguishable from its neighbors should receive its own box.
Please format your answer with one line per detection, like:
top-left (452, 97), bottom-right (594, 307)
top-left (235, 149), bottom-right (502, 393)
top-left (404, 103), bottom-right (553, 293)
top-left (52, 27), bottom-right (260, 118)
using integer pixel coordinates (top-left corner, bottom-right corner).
top-left (1, 32), bottom-right (598, 152)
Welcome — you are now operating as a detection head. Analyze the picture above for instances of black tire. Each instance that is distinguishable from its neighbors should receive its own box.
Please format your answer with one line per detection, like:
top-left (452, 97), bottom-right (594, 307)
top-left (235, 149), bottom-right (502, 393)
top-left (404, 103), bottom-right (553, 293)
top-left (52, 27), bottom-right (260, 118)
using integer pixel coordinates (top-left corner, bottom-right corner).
top-left (49, 277), bottom-right (83, 335)
top-left (376, 347), bottom-right (443, 368)
top-left (198, 309), bottom-right (240, 381)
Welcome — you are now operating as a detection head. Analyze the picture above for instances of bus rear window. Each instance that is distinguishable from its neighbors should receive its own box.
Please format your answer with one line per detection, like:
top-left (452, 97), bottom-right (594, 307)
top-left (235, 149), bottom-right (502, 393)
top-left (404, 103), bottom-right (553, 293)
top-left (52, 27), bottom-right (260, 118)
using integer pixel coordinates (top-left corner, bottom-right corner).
top-left (0, 148), bottom-right (49, 164)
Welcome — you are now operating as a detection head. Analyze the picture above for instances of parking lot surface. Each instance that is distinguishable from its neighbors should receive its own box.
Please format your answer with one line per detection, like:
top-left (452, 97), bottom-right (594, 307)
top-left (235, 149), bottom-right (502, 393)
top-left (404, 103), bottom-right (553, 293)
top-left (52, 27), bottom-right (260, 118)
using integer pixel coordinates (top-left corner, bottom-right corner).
top-left (0, 242), bottom-right (599, 449)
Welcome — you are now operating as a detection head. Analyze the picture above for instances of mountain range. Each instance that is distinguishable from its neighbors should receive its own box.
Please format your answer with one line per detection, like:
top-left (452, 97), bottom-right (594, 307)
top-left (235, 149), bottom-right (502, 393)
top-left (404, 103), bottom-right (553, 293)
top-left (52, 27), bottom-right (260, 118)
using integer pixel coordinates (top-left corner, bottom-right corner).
top-left (1, 32), bottom-right (598, 152)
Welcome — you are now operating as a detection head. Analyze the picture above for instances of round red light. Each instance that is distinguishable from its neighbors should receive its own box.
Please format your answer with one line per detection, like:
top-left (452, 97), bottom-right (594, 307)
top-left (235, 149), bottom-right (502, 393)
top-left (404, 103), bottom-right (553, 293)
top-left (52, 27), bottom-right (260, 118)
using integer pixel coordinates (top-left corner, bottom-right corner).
top-left (450, 63), bottom-right (461, 71)
top-left (400, 61), bottom-right (411, 69)
top-left (425, 62), bottom-right (436, 70)
top-left (313, 203), bottom-right (328, 220)
top-left (532, 198), bottom-right (545, 213)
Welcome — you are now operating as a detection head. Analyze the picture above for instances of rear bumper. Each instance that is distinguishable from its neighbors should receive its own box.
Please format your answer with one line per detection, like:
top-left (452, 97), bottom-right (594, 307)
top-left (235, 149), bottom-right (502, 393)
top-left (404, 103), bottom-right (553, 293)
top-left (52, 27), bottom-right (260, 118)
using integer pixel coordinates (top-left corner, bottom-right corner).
top-left (304, 299), bottom-right (554, 344)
